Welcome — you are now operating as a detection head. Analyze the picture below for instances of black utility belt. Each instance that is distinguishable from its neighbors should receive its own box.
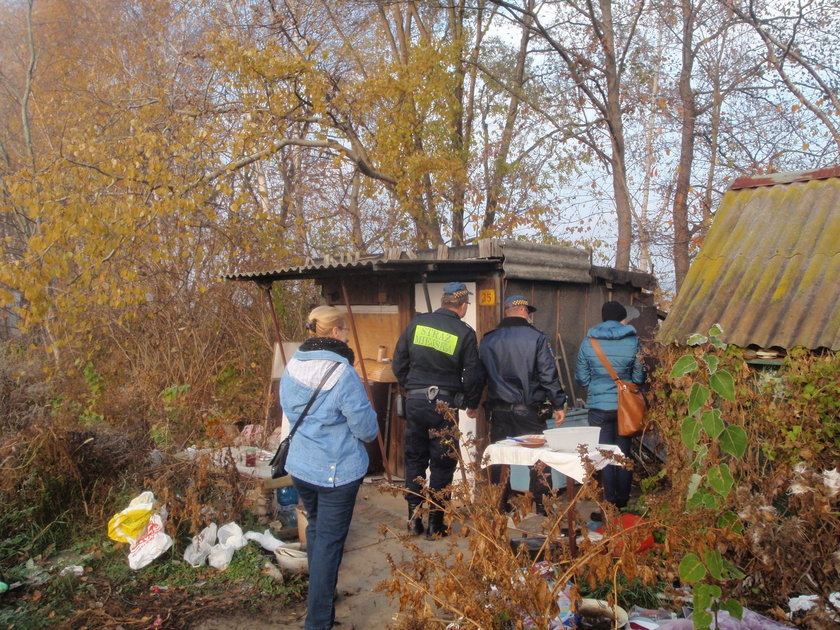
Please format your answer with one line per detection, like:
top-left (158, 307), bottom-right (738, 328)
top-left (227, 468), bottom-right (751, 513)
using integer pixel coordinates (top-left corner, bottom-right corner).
top-left (489, 402), bottom-right (538, 413)
top-left (407, 386), bottom-right (457, 398)
top-left (406, 386), bottom-right (463, 407)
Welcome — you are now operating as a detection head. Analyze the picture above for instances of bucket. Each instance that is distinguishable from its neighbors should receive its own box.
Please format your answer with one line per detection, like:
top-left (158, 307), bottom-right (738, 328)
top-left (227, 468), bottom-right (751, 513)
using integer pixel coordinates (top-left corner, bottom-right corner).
top-left (274, 546), bottom-right (308, 573)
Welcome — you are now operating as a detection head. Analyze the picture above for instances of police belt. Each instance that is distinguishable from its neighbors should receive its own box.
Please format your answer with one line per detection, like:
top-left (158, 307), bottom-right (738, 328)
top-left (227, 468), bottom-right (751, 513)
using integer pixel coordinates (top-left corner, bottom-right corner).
top-left (406, 387), bottom-right (458, 399)
top-left (488, 401), bottom-right (539, 413)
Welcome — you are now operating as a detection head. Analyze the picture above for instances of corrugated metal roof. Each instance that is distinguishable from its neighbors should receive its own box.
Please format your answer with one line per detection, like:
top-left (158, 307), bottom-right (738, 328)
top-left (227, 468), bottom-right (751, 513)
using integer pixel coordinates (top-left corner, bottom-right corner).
top-left (658, 169), bottom-right (840, 350)
top-left (730, 165), bottom-right (840, 190)
top-left (224, 238), bottom-right (653, 286)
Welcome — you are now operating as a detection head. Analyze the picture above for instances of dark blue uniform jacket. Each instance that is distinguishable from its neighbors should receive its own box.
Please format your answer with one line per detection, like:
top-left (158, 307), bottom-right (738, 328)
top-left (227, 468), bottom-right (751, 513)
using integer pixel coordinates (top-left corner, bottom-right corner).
top-left (479, 317), bottom-right (566, 410)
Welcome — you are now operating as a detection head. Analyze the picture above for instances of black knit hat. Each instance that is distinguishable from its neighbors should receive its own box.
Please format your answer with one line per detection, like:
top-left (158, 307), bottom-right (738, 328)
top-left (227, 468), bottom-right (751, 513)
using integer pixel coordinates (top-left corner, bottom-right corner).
top-left (602, 301), bottom-right (627, 322)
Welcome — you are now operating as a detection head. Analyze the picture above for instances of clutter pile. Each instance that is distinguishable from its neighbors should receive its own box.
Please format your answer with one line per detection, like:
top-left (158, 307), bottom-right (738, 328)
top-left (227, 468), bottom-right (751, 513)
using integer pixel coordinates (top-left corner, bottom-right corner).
top-left (106, 489), bottom-right (305, 574)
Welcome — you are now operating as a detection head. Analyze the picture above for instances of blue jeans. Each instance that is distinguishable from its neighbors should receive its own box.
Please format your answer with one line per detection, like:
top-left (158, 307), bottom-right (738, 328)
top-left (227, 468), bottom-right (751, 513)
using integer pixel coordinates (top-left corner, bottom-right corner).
top-left (293, 476), bottom-right (362, 630)
top-left (588, 409), bottom-right (632, 508)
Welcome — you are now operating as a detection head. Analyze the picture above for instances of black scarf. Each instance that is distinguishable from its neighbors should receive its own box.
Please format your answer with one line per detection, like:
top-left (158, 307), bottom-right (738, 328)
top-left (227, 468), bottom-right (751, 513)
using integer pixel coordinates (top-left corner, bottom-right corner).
top-left (299, 336), bottom-right (355, 364)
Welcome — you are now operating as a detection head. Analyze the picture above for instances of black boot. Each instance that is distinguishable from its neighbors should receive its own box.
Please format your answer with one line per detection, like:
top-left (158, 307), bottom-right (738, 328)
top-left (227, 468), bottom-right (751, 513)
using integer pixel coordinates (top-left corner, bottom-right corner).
top-left (425, 510), bottom-right (449, 539)
top-left (407, 504), bottom-right (424, 536)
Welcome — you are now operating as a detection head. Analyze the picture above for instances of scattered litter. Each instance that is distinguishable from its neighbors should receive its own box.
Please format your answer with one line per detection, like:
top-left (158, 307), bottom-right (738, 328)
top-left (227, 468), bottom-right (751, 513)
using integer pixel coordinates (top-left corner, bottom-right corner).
top-left (128, 509), bottom-right (173, 570)
top-left (107, 491), bottom-right (156, 544)
top-left (58, 565), bottom-right (84, 577)
top-left (554, 587), bottom-right (576, 627)
top-left (217, 522), bottom-right (247, 549)
top-left (184, 523), bottom-right (218, 567)
top-left (263, 560), bottom-right (284, 582)
top-left (235, 424), bottom-right (264, 446)
top-left (789, 592), bottom-right (840, 623)
top-left (21, 559), bottom-right (50, 586)
top-left (273, 546), bottom-right (308, 572)
top-left (657, 607), bottom-right (794, 629)
top-left (245, 529), bottom-right (288, 552)
top-left (578, 598), bottom-right (628, 627)
top-left (628, 605), bottom-right (678, 628)
top-left (208, 522), bottom-right (248, 570)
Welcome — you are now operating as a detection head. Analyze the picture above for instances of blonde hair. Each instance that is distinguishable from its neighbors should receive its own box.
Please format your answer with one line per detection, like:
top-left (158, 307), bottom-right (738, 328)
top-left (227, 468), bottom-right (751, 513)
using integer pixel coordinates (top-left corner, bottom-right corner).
top-left (306, 305), bottom-right (345, 337)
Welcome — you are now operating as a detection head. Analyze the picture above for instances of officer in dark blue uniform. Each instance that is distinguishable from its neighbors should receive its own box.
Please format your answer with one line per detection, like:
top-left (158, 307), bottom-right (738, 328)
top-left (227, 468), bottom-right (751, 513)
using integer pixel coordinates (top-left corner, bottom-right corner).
top-left (392, 282), bottom-right (484, 538)
top-left (479, 295), bottom-right (567, 513)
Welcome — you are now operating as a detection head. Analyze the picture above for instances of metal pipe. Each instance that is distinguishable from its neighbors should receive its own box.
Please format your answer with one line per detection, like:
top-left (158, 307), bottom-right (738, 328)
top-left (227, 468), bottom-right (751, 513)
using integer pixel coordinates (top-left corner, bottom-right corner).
top-left (341, 279), bottom-right (393, 483)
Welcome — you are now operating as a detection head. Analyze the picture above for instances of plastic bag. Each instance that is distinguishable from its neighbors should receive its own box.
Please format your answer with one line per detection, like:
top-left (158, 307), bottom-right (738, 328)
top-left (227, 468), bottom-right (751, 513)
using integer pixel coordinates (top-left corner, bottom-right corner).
top-left (128, 511), bottom-right (173, 570)
top-left (184, 523), bottom-right (218, 567)
top-left (217, 522), bottom-right (247, 550)
top-left (245, 529), bottom-right (287, 552)
top-left (208, 522), bottom-right (248, 570)
top-left (208, 544), bottom-right (235, 570)
top-left (108, 491), bottom-right (156, 544)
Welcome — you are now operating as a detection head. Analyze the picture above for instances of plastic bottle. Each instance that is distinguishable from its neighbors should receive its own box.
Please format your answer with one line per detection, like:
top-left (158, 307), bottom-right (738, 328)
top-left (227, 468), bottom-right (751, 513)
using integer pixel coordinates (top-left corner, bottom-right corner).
top-left (277, 486), bottom-right (299, 528)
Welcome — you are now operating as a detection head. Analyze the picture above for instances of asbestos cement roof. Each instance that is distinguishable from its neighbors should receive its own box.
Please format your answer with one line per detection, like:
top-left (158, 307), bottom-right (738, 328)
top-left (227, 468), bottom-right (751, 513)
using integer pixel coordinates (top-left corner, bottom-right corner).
top-left (658, 166), bottom-right (840, 350)
top-left (224, 238), bottom-right (657, 288)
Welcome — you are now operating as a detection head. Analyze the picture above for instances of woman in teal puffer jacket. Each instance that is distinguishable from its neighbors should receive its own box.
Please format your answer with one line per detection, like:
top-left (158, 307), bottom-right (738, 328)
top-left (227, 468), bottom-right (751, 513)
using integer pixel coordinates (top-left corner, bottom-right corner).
top-left (575, 301), bottom-right (645, 514)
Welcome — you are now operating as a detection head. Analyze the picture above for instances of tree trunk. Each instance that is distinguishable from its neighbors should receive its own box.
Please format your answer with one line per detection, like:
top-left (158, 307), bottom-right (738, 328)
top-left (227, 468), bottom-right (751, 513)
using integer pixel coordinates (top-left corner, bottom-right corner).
top-left (599, 0), bottom-right (632, 270)
top-left (482, 0), bottom-right (532, 234)
top-left (449, 0), bottom-right (467, 246)
top-left (672, 0), bottom-right (697, 290)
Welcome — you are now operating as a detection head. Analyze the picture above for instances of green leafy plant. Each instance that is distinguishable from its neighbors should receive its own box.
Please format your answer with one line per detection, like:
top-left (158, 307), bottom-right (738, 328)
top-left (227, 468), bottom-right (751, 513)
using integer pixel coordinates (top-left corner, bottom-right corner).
top-left (672, 325), bottom-right (745, 628)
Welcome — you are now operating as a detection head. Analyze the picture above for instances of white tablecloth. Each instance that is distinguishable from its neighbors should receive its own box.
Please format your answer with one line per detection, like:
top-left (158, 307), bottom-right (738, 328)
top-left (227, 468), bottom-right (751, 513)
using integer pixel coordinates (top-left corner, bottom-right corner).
top-left (482, 440), bottom-right (624, 484)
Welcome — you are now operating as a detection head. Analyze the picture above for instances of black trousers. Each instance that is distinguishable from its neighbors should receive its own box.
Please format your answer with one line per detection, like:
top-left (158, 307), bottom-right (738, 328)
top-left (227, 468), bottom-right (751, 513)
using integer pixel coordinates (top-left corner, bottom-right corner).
top-left (404, 396), bottom-right (458, 508)
top-left (488, 405), bottom-right (551, 511)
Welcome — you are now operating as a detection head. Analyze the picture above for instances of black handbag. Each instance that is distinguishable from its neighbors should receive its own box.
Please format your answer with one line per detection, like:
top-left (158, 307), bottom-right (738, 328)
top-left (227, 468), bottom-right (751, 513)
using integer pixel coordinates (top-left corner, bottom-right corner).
top-left (270, 361), bottom-right (340, 479)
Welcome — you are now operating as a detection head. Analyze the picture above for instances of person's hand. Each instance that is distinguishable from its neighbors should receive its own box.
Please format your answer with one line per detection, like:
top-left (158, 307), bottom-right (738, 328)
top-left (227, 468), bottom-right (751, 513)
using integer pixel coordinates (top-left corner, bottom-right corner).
top-left (554, 408), bottom-right (566, 426)
top-left (466, 408), bottom-right (478, 419)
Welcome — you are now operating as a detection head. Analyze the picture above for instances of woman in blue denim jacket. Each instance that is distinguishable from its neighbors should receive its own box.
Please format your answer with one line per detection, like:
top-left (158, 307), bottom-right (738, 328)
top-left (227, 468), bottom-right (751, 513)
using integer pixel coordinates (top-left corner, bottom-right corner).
top-left (281, 305), bottom-right (379, 630)
top-left (575, 301), bottom-right (645, 514)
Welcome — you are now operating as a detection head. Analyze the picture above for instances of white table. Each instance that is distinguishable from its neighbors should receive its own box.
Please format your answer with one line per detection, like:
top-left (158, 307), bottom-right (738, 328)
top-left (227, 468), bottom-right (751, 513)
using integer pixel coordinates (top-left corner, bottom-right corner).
top-left (483, 440), bottom-right (623, 484)
top-left (482, 440), bottom-right (624, 556)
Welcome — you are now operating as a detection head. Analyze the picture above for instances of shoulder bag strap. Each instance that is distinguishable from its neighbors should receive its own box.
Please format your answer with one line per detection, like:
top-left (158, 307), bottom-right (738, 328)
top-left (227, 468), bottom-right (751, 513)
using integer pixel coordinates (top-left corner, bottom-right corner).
top-left (287, 361), bottom-right (341, 440)
top-left (589, 338), bottom-right (621, 383)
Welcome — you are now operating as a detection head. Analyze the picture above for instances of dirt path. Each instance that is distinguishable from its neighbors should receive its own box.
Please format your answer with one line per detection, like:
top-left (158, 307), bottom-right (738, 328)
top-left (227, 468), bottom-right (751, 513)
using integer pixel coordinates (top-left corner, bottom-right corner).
top-left (191, 478), bottom-right (599, 630)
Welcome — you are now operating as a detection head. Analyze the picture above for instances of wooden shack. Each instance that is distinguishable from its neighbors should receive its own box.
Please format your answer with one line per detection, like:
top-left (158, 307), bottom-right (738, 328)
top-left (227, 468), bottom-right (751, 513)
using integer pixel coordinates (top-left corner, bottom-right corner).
top-left (226, 238), bottom-right (658, 478)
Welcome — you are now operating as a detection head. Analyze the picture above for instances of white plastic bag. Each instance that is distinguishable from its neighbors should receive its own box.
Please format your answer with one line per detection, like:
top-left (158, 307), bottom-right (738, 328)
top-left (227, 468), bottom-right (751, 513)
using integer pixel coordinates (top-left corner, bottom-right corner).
top-left (208, 522), bottom-right (248, 570)
top-left (245, 529), bottom-right (287, 552)
top-left (128, 511), bottom-right (173, 570)
top-left (184, 523), bottom-right (218, 567)
top-left (217, 522), bottom-right (247, 550)
top-left (208, 544), bottom-right (235, 570)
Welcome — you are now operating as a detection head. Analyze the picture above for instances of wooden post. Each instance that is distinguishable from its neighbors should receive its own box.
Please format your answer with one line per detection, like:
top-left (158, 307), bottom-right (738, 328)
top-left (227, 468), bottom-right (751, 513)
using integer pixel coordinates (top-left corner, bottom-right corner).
top-left (260, 282), bottom-right (287, 367)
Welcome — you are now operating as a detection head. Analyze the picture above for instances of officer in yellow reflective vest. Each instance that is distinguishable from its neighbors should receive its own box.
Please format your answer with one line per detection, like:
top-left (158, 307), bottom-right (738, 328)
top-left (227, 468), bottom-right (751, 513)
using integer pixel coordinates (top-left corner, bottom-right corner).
top-left (393, 282), bottom-right (484, 538)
